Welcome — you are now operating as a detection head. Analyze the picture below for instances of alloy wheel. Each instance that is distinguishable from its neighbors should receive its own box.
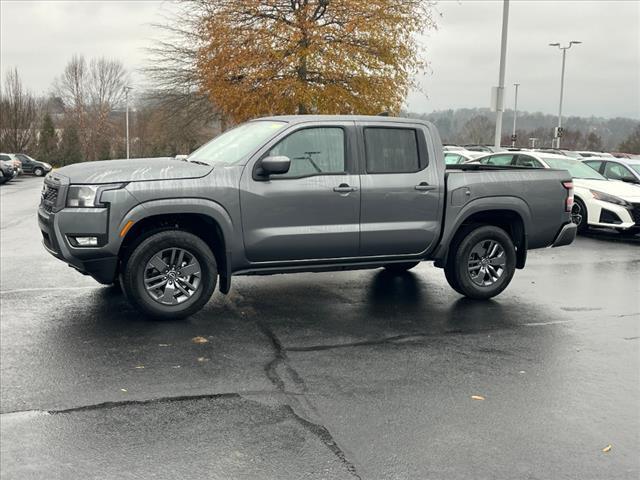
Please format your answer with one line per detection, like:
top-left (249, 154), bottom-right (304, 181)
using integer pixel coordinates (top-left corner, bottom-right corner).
top-left (467, 239), bottom-right (506, 286)
top-left (143, 247), bottom-right (202, 305)
top-left (571, 202), bottom-right (583, 227)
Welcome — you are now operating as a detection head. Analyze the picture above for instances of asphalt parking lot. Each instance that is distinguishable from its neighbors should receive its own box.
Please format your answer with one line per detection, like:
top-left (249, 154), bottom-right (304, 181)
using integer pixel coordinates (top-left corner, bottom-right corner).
top-left (1, 175), bottom-right (639, 480)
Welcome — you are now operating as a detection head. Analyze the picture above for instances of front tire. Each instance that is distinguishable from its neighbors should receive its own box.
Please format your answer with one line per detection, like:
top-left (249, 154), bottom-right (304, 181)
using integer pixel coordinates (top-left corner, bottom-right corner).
top-left (444, 225), bottom-right (516, 300)
top-left (34, 167), bottom-right (45, 177)
top-left (122, 230), bottom-right (217, 319)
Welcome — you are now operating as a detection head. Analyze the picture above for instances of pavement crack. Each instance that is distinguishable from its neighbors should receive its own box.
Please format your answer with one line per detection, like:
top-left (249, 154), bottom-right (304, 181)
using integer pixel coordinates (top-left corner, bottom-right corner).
top-left (283, 405), bottom-right (362, 480)
top-left (257, 320), bottom-right (307, 394)
top-left (288, 333), bottom-right (434, 352)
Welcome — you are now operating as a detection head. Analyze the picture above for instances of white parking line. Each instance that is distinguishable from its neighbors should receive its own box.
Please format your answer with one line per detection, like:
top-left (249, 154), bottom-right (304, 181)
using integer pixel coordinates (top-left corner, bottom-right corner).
top-left (0, 286), bottom-right (101, 295)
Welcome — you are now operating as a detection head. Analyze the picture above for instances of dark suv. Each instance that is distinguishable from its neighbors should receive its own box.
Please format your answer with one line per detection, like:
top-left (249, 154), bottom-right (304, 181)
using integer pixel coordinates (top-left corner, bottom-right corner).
top-left (14, 154), bottom-right (52, 176)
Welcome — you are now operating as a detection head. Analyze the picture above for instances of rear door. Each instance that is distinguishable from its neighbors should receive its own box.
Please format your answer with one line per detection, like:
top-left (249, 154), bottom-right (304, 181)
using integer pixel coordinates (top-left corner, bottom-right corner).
top-left (358, 122), bottom-right (442, 256)
top-left (239, 122), bottom-right (360, 262)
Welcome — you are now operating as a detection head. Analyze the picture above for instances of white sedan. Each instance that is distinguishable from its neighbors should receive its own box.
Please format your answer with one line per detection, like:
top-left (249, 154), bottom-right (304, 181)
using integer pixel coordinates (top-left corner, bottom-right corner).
top-left (468, 151), bottom-right (640, 234)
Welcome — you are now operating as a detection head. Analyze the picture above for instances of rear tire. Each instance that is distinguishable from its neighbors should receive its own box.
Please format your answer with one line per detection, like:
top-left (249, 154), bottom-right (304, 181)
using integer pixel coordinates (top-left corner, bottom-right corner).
top-left (572, 198), bottom-right (588, 234)
top-left (34, 167), bottom-right (44, 177)
top-left (444, 225), bottom-right (516, 300)
top-left (383, 262), bottom-right (419, 273)
top-left (122, 230), bottom-right (217, 319)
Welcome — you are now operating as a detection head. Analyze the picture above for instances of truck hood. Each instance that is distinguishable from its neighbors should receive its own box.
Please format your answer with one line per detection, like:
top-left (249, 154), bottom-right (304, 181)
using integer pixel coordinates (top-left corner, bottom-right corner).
top-left (53, 157), bottom-right (213, 184)
top-left (574, 178), bottom-right (640, 202)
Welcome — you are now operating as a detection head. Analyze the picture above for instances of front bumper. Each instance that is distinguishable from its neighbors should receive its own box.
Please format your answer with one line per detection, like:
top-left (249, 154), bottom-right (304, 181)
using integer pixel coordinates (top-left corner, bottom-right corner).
top-left (38, 175), bottom-right (119, 284)
top-left (552, 222), bottom-right (577, 247)
top-left (587, 199), bottom-right (639, 230)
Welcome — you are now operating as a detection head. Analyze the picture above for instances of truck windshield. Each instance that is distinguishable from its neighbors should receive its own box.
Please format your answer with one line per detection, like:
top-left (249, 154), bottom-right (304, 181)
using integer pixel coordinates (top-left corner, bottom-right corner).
top-left (542, 157), bottom-right (607, 180)
top-left (188, 120), bottom-right (286, 166)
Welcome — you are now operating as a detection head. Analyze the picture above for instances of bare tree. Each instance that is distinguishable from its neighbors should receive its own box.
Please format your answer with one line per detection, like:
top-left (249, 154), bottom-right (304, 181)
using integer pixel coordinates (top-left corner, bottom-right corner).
top-left (0, 68), bottom-right (37, 152)
top-left (54, 55), bottom-right (129, 161)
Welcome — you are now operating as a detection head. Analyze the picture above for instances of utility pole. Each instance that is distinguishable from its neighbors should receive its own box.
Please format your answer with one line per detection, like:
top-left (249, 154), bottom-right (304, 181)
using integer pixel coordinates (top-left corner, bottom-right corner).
top-left (548, 41), bottom-right (581, 148)
top-left (511, 83), bottom-right (520, 147)
top-left (124, 85), bottom-right (133, 159)
top-left (494, 0), bottom-right (510, 148)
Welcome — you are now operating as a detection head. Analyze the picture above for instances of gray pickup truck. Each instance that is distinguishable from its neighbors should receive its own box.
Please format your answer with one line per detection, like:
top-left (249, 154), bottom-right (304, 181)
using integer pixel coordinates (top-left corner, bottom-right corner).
top-left (38, 115), bottom-right (576, 318)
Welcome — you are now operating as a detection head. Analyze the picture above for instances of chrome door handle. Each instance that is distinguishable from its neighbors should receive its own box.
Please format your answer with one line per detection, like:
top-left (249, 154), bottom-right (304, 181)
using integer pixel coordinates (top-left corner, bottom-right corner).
top-left (333, 184), bottom-right (358, 193)
top-left (415, 182), bottom-right (436, 192)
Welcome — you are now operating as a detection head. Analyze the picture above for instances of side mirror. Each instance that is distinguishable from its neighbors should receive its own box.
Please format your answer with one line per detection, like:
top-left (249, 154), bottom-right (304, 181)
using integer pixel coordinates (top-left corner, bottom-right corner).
top-left (257, 156), bottom-right (290, 177)
top-left (174, 154), bottom-right (188, 162)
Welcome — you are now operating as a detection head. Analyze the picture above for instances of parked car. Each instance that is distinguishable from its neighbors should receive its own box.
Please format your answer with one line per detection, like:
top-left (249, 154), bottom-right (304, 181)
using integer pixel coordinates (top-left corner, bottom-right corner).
top-left (14, 154), bottom-right (52, 176)
top-left (0, 160), bottom-right (15, 184)
top-left (444, 150), bottom-right (486, 165)
top-left (573, 150), bottom-right (614, 158)
top-left (39, 115), bottom-right (576, 319)
top-left (610, 152), bottom-right (640, 159)
top-left (443, 145), bottom-right (466, 152)
top-left (463, 144), bottom-right (505, 153)
top-left (581, 157), bottom-right (640, 186)
top-left (466, 151), bottom-right (640, 234)
top-left (0, 154), bottom-right (22, 176)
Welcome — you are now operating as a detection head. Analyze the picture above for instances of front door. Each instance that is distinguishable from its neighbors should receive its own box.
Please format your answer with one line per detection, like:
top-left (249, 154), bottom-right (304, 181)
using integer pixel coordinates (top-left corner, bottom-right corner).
top-left (358, 124), bottom-right (442, 256)
top-left (240, 124), bottom-right (360, 262)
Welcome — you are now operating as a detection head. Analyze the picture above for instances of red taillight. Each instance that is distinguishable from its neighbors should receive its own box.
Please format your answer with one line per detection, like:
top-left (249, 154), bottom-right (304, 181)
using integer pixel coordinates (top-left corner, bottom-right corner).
top-left (562, 181), bottom-right (574, 212)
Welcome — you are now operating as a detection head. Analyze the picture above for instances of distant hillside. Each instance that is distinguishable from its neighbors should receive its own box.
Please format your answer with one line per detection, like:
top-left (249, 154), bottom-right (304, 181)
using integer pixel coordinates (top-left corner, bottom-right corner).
top-left (406, 108), bottom-right (639, 151)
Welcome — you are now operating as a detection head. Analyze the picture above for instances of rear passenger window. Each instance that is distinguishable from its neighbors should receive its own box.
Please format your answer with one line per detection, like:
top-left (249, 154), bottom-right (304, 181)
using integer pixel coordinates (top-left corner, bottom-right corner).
top-left (514, 155), bottom-right (542, 168)
top-left (481, 154), bottom-right (514, 166)
top-left (364, 128), bottom-right (421, 173)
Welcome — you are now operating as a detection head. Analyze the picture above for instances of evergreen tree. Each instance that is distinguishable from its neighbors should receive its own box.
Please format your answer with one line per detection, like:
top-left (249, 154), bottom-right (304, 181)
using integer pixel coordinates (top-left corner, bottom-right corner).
top-left (37, 113), bottom-right (59, 165)
top-left (59, 123), bottom-right (83, 166)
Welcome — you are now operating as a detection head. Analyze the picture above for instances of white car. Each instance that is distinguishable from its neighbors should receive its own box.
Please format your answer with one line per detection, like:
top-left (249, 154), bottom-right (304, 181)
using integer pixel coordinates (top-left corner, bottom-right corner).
top-left (444, 150), bottom-right (486, 165)
top-left (468, 151), bottom-right (640, 234)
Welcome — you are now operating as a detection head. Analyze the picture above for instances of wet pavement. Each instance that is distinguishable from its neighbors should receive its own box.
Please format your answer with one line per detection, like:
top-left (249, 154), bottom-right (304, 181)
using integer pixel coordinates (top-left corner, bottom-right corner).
top-left (1, 176), bottom-right (639, 479)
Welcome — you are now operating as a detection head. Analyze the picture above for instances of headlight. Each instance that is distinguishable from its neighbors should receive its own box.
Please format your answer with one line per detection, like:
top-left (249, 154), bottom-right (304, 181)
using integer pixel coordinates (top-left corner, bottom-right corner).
top-left (589, 190), bottom-right (630, 207)
top-left (66, 184), bottom-right (126, 208)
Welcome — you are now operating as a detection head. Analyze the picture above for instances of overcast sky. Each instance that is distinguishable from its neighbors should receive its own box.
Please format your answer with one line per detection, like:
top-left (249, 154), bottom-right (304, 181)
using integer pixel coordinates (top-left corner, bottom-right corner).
top-left (1, 0), bottom-right (638, 119)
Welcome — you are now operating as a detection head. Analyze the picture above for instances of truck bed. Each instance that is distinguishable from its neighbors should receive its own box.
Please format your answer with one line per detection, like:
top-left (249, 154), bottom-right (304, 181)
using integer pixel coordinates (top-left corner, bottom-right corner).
top-left (439, 166), bottom-right (573, 252)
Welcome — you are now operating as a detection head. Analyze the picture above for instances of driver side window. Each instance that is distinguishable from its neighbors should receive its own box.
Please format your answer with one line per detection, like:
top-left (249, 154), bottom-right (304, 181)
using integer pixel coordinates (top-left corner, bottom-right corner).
top-left (268, 127), bottom-right (345, 178)
top-left (604, 162), bottom-right (635, 181)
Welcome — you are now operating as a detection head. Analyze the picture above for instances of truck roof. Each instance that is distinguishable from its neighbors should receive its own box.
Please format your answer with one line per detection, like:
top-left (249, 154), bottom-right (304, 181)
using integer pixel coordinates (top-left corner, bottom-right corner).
top-left (254, 114), bottom-right (434, 127)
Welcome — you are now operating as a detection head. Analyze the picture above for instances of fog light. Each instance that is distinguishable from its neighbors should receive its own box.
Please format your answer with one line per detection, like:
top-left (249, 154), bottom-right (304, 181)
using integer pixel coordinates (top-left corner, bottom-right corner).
top-left (71, 236), bottom-right (98, 247)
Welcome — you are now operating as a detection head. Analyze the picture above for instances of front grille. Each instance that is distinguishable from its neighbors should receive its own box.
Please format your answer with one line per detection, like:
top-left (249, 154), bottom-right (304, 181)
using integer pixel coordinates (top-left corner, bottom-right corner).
top-left (41, 184), bottom-right (59, 213)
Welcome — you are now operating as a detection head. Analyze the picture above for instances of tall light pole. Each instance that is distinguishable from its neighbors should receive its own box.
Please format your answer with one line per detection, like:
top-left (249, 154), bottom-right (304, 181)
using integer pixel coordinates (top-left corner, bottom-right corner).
top-left (494, 0), bottom-right (510, 148)
top-left (511, 82), bottom-right (520, 147)
top-left (548, 41), bottom-right (581, 148)
top-left (124, 85), bottom-right (133, 159)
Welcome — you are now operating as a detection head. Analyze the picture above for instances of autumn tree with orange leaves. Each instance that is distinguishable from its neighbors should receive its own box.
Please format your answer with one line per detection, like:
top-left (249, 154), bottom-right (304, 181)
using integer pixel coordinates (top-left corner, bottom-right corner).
top-left (153, 0), bottom-right (436, 123)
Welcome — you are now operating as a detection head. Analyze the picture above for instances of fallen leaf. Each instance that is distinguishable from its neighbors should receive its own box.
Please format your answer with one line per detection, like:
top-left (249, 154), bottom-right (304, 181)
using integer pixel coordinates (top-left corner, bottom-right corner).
top-left (171, 365), bottom-right (181, 369)
top-left (120, 389), bottom-right (128, 393)
top-left (197, 357), bottom-right (209, 362)
top-left (602, 445), bottom-right (612, 453)
top-left (134, 365), bottom-right (145, 369)
top-left (471, 395), bottom-right (485, 401)
top-left (158, 344), bottom-right (170, 347)
top-left (192, 336), bottom-right (209, 344)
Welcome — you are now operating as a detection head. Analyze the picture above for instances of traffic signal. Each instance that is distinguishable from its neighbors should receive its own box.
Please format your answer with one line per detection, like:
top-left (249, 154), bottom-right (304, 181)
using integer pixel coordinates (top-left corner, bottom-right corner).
top-left (554, 127), bottom-right (564, 138)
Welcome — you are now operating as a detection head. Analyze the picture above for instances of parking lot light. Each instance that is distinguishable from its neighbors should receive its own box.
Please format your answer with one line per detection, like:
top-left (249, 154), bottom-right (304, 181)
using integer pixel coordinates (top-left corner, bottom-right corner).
top-left (548, 41), bottom-right (582, 148)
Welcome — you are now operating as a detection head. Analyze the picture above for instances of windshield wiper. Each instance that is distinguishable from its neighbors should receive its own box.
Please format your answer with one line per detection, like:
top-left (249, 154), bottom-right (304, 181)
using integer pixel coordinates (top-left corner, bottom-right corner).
top-left (187, 159), bottom-right (211, 166)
